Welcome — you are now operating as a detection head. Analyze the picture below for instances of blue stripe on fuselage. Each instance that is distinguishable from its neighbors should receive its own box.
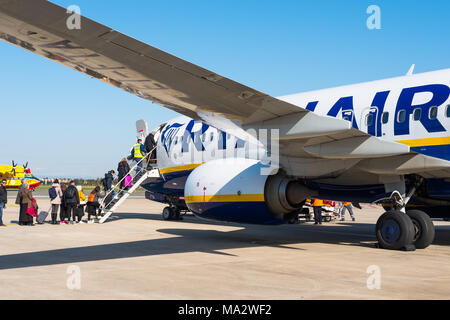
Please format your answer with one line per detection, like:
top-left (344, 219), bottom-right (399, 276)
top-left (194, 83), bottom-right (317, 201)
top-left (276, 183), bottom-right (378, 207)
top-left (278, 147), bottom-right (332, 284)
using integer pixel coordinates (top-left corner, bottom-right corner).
top-left (187, 201), bottom-right (284, 225)
top-left (142, 169), bottom-right (192, 198)
top-left (411, 144), bottom-right (450, 161)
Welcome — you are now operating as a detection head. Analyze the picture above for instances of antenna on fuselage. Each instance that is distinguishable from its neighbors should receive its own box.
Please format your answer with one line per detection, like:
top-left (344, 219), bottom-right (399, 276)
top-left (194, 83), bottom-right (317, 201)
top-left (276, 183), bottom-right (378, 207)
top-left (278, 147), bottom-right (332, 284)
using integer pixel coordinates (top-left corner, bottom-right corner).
top-left (406, 64), bottom-right (415, 76)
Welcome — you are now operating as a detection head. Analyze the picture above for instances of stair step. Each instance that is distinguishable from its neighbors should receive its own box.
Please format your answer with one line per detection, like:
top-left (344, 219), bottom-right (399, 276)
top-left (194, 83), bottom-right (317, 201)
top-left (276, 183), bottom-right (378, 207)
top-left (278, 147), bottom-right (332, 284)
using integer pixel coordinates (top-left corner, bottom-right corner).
top-left (99, 170), bottom-right (156, 224)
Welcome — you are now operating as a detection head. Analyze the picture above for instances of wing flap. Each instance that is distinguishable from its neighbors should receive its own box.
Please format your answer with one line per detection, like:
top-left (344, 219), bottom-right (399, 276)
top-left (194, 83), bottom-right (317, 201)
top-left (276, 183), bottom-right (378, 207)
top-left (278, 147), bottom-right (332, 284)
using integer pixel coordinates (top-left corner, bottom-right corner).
top-left (357, 154), bottom-right (450, 175)
top-left (304, 136), bottom-right (411, 159)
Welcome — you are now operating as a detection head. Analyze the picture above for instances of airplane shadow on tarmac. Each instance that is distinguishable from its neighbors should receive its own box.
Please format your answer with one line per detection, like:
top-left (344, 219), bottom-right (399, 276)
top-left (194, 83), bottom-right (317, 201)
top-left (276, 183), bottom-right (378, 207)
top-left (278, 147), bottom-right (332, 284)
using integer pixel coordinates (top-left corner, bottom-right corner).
top-left (0, 212), bottom-right (449, 270)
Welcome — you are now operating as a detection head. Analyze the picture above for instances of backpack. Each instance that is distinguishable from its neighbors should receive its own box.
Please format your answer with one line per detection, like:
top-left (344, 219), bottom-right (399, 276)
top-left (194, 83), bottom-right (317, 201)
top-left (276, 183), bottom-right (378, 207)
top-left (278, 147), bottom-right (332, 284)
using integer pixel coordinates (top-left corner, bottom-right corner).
top-left (101, 177), bottom-right (107, 188)
top-left (48, 187), bottom-right (57, 200)
top-left (65, 186), bottom-right (76, 200)
top-left (88, 193), bottom-right (96, 203)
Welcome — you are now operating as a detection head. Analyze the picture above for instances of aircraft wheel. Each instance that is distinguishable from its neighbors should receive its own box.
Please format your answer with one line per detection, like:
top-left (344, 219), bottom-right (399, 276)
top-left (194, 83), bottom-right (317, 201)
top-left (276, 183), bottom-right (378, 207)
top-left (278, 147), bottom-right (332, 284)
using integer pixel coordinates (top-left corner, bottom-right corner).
top-left (286, 212), bottom-right (299, 224)
top-left (376, 210), bottom-right (415, 250)
top-left (406, 210), bottom-right (435, 249)
top-left (162, 206), bottom-right (174, 220)
top-left (173, 208), bottom-right (183, 220)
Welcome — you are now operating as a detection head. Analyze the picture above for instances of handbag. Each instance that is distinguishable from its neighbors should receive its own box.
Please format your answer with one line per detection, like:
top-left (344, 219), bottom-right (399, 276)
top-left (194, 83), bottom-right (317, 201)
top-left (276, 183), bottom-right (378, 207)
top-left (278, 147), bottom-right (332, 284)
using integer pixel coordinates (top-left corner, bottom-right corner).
top-left (124, 175), bottom-right (133, 187)
top-left (26, 202), bottom-right (38, 217)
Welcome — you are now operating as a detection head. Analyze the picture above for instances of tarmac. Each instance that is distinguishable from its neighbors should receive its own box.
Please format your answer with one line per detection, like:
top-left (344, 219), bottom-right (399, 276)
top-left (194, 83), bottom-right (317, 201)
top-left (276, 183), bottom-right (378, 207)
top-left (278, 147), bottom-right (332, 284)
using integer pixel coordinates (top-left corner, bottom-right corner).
top-left (0, 196), bottom-right (449, 300)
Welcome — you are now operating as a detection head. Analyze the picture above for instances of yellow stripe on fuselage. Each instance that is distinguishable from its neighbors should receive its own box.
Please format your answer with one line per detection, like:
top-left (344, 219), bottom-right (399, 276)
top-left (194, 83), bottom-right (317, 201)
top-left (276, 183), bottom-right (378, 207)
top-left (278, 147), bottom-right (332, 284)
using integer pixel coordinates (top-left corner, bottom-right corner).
top-left (159, 163), bottom-right (204, 174)
top-left (396, 137), bottom-right (450, 147)
top-left (185, 194), bottom-right (264, 203)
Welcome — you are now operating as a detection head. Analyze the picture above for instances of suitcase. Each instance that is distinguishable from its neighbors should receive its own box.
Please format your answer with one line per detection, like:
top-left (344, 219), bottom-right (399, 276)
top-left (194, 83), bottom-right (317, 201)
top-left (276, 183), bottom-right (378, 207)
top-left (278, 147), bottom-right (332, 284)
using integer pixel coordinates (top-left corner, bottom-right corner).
top-left (37, 211), bottom-right (49, 224)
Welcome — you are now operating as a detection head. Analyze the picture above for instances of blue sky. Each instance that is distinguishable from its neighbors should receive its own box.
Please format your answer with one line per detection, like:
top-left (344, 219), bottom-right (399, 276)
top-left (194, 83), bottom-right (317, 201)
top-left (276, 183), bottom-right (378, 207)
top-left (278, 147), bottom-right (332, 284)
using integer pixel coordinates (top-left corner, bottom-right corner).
top-left (0, 0), bottom-right (448, 178)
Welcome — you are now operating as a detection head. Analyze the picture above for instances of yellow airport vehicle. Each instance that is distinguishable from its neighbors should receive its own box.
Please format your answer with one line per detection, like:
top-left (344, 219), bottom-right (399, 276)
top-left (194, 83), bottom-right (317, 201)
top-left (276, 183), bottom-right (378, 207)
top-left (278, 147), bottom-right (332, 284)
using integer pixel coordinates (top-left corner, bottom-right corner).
top-left (0, 161), bottom-right (41, 190)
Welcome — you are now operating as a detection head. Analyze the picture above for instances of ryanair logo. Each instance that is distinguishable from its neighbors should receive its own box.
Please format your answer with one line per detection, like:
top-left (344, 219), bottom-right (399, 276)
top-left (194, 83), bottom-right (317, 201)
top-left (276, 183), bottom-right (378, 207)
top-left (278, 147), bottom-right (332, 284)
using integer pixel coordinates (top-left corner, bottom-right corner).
top-left (160, 122), bottom-right (183, 155)
top-left (307, 84), bottom-right (450, 137)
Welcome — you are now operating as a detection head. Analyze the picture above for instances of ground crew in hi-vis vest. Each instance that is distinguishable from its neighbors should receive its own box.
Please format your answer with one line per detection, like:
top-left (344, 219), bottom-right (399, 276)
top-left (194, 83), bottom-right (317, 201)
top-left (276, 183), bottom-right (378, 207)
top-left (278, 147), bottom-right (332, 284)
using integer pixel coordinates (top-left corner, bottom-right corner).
top-left (131, 139), bottom-right (147, 178)
top-left (341, 202), bottom-right (355, 221)
top-left (312, 199), bottom-right (323, 225)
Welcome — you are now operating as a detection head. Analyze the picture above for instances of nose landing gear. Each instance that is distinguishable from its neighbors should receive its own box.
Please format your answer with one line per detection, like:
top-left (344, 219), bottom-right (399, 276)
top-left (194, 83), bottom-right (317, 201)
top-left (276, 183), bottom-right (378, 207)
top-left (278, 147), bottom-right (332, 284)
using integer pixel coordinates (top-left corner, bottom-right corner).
top-left (162, 206), bottom-right (182, 220)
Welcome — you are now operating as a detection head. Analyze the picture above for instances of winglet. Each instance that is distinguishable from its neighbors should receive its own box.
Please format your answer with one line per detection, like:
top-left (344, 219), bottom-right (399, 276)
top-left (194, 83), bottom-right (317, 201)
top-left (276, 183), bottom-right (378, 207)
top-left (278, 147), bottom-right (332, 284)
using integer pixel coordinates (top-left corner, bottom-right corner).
top-left (406, 64), bottom-right (415, 76)
top-left (136, 120), bottom-right (148, 141)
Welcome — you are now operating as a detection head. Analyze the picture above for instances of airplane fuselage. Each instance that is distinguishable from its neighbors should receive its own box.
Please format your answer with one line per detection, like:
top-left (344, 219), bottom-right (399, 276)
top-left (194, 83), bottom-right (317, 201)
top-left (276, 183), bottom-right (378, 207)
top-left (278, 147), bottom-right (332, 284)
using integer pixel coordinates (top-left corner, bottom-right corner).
top-left (143, 69), bottom-right (450, 219)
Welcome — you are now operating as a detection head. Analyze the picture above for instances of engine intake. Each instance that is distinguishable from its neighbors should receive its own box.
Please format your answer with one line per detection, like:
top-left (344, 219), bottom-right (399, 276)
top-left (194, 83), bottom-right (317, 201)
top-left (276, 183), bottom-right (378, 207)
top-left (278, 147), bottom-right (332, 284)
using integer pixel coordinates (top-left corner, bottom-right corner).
top-left (264, 174), bottom-right (317, 219)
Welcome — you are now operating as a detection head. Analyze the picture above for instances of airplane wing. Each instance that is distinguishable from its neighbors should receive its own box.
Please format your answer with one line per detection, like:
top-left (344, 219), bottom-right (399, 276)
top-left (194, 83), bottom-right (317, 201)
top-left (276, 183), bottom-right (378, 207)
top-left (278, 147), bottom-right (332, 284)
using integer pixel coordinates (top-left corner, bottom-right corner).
top-left (0, 0), bottom-right (348, 128)
top-left (1, 0), bottom-right (450, 179)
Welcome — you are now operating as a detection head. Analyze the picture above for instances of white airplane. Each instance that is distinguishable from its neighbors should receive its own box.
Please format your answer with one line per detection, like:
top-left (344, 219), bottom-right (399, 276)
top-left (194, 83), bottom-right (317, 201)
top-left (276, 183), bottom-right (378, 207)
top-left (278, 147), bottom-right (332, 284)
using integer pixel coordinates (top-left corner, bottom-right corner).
top-left (1, 1), bottom-right (449, 251)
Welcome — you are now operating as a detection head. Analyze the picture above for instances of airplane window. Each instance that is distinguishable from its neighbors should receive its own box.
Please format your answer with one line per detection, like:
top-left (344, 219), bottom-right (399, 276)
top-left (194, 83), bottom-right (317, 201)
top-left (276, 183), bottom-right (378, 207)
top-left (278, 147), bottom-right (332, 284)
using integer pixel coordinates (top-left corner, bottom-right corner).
top-left (429, 106), bottom-right (438, 120)
top-left (201, 133), bottom-right (206, 142)
top-left (397, 109), bottom-right (406, 123)
top-left (381, 112), bottom-right (389, 124)
top-left (366, 114), bottom-right (374, 126)
top-left (174, 137), bottom-right (178, 145)
top-left (413, 108), bottom-right (421, 121)
top-left (210, 132), bottom-right (214, 142)
top-left (342, 111), bottom-right (353, 122)
top-left (447, 105), bottom-right (450, 118)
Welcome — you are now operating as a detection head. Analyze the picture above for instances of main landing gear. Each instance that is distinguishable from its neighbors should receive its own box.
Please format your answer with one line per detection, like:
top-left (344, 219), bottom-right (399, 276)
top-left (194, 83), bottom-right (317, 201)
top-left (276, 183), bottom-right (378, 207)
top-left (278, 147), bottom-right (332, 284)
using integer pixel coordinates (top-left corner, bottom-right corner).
top-left (375, 177), bottom-right (435, 250)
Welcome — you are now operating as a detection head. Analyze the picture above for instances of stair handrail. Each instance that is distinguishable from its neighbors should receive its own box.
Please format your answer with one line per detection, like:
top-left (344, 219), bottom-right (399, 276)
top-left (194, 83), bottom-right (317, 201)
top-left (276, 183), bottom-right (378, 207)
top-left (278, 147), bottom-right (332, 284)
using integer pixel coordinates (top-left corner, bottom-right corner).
top-left (100, 145), bottom-right (157, 210)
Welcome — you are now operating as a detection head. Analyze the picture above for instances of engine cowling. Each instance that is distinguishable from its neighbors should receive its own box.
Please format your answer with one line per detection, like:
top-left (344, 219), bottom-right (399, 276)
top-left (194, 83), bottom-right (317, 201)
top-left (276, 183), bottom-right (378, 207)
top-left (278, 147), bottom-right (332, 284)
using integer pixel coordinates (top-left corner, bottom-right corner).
top-left (184, 158), bottom-right (315, 224)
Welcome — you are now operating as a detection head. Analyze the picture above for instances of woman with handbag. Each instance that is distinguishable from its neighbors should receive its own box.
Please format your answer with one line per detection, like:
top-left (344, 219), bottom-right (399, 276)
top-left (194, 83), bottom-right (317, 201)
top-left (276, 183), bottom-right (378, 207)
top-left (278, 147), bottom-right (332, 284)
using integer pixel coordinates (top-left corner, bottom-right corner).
top-left (20, 182), bottom-right (35, 226)
top-left (117, 158), bottom-right (131, 190)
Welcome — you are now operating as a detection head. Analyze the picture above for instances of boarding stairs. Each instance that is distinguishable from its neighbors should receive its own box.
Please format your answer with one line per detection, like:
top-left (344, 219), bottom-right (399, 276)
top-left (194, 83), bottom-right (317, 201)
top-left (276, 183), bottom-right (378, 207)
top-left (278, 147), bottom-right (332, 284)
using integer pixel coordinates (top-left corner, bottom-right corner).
top-left (98, 147), bottom-right (159, 224)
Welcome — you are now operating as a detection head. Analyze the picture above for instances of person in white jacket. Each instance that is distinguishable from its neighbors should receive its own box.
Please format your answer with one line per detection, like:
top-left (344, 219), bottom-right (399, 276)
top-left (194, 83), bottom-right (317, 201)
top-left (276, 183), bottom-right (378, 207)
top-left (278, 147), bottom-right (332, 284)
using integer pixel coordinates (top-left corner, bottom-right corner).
top-left (49, 179), bottom-right (63, 225)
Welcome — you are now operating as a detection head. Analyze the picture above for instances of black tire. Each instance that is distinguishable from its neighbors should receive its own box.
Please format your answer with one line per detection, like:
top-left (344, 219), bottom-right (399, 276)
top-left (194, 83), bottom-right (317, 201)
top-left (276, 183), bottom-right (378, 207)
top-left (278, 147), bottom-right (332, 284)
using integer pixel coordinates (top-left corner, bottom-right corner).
top-left (406, 210), bottom-right (435, 249)
top-left (376, 211), bottom-right (415, 250)
top-left (162, 206), bottom-right (174, 220)
top-left (286, 212), bottom-right (299, 224)
top-left (173, 209), bottom-right (182, 220)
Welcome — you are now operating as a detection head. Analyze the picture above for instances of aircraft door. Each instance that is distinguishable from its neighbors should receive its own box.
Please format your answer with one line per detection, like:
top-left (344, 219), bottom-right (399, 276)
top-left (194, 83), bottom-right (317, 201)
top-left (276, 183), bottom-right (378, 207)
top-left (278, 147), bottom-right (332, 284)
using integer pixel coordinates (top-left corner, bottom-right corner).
top-left (361, 107), bottom-right (379, 137)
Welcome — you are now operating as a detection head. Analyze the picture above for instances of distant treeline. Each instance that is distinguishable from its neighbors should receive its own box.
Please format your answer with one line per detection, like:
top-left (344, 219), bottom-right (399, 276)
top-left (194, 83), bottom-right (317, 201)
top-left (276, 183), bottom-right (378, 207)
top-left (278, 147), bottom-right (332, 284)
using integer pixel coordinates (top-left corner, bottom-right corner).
top-left (40, 178), bottom-right (105, 186)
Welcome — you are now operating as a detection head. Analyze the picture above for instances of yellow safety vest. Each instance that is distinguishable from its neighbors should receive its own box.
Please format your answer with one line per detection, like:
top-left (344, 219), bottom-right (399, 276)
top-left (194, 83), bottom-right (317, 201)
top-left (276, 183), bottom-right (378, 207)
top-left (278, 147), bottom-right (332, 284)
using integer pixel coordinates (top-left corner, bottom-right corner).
top-left (134, 144), bottom-right (144, 158)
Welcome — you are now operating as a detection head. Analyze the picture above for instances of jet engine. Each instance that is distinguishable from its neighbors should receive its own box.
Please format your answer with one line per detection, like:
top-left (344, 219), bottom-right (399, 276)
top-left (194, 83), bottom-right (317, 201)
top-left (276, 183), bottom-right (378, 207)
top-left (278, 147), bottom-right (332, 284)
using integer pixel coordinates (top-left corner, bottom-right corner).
top-left (184, 158), bottom-right (315, 224)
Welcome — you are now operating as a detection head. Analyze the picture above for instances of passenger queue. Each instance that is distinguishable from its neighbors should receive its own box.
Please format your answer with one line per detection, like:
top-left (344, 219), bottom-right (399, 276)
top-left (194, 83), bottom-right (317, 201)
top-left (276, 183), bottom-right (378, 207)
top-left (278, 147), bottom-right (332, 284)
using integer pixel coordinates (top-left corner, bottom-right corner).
top-left (0, 138), bottom-right (152, 226)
